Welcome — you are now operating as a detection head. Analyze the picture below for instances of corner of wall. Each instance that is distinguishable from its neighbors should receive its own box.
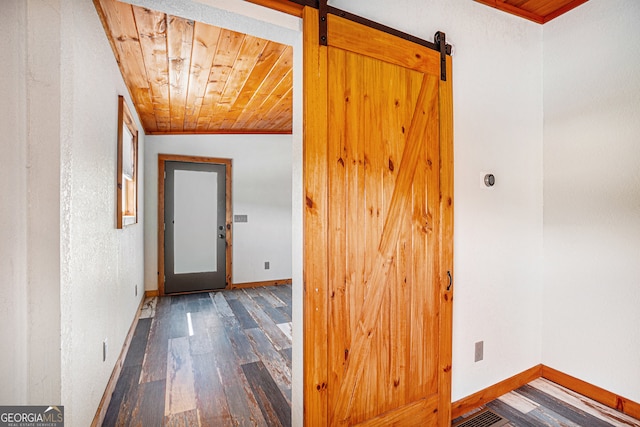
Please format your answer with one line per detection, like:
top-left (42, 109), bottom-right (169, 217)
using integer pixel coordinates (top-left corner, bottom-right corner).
top-left (541, 0), bottom-right (640, 402)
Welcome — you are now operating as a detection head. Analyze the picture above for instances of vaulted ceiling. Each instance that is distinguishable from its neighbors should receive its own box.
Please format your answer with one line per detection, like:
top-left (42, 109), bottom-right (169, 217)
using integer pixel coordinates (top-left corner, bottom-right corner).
top-left (94, 0), bottom-right (293, 135)
top-left (474, 0), bottom-right (589, 24)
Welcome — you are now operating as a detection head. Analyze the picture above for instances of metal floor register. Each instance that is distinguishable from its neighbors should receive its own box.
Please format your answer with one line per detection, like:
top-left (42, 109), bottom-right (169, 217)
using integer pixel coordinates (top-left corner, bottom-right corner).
top-left (452, 409), bottom-right (509, 427)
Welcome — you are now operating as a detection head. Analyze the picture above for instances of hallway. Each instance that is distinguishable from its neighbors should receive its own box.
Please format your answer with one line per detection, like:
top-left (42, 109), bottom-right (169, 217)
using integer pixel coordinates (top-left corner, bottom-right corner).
top-left (103, 285), bottom-right (292, 426)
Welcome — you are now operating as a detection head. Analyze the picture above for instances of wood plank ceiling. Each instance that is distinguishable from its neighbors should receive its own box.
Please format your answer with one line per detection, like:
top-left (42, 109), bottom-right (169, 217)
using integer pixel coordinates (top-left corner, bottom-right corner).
top-left (474, 0), bottom-right (589, 24)
top-left (94, 0), bottom-right (293, 135)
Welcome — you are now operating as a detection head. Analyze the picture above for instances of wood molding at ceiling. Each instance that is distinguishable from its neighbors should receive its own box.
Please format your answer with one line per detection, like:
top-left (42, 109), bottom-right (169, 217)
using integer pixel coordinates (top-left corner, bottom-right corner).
top-left (474, 0), bottom-right (589, 24)
top-left (245, 0), bottom-right (304, 17)
top-left (93, 0), bottom-right (293, 135)
top-left (243, 0), bottom-right (590, 25)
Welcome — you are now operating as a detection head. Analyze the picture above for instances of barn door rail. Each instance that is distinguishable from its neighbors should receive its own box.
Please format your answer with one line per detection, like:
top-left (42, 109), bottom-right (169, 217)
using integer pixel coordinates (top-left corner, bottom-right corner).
top-left (289, 0), bottom-right (452, 80)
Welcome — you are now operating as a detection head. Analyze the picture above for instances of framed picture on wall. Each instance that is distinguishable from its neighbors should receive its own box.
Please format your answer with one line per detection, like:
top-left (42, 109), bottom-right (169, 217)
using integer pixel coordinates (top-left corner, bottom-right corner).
top-left (116, 95), bottom-right (138, 229)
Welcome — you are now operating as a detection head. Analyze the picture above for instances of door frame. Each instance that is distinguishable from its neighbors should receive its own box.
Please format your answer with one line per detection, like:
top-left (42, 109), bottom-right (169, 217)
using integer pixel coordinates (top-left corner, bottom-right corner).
top-left (158, 154), bottom-right (233, 296)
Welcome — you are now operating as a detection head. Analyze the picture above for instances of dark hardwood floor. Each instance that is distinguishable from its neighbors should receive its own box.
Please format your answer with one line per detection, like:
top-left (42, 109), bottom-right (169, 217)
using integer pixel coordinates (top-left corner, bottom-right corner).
top-left (103, 285), bottom-right (292, 427)
top-left (104, 283), bottom-right (639, 427)
top-left (454, 378), bottom-right (640, 427)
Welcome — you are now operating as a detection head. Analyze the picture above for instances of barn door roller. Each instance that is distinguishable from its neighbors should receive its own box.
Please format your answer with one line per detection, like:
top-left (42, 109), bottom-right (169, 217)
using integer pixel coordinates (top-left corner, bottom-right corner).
top-left (434, 31), bottom-right (449, 81)
top-left (313, 0), bottom-right (451, 80)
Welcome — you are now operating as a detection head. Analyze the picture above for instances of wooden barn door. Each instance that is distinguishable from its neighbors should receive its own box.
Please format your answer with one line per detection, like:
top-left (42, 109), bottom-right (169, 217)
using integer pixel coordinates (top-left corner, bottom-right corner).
top-left (303, 7), bottom-right (454, 427)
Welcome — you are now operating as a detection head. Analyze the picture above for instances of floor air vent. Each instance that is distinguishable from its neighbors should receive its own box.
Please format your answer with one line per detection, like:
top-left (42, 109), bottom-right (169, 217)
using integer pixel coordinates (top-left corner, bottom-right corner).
top-left (452, 409), bottom-right (509, 427)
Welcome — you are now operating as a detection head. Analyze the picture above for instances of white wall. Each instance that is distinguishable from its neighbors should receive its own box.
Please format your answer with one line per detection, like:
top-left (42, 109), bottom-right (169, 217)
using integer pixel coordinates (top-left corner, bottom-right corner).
top-left (59, 0), bottom-right (146, 424)
top-left (330, 0), bottom-right (544, 400)
top-left (61, 0), bottom-right (145, 425)
top-left (542, 0), bottom-right (640, 402)
top-left (144, 135), bottom-right (293, 286)
top-left (26, 0), bottom-right (65, 404)
top-left (1, 0), bottom-right (64, 405)
top-left (0, 0), bottom-right (146, 424)
top-left (0, 1), bottom-right (28, 405)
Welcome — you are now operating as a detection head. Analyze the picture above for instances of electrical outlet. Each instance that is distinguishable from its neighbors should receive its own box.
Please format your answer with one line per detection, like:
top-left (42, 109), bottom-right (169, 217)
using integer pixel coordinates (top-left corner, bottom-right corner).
top-left (264, 261), bottom-right (270, 270)
top-left (103, 338), bottom-right (108, 362)
top-left (475, 341), bottom-right (484, 362)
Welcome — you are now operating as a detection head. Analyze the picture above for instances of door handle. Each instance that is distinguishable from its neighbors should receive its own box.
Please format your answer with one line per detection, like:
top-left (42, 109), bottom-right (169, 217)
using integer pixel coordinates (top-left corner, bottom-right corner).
top-left (446, 270), bottom-right (453, 291)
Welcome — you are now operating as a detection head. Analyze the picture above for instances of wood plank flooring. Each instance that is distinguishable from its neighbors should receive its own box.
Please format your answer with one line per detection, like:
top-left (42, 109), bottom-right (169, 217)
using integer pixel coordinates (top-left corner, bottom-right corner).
top-left (105, 283), bottom-right (640, 427)
top-left (454, 378), bottom-right (640, 427)
top-left (103, 285), bottom-right (292, 427)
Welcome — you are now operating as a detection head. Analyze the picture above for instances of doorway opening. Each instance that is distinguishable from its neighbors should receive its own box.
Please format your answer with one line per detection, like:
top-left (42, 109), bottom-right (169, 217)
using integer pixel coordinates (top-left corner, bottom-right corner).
top-left (93, 0), bottom-right (303, 424)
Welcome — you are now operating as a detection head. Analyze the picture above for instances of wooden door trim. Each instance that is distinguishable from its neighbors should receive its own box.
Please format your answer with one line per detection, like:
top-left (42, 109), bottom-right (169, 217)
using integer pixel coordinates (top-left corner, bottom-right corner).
top-left (157, 154), bottom-right (233, 296)
top-left (245, 0), bottom-right (305, 17)
top-left (302, 7), bottom-right (329, 424)
top-left (437, 53), bottom-right (455, 426)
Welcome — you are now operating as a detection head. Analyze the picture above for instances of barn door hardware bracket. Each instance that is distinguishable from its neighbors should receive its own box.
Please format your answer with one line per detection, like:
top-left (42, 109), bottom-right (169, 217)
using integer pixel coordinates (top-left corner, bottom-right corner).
top-left (434, 31), bottom-right (451, 81)
top-left (319, 0), bottom-right (328, 45)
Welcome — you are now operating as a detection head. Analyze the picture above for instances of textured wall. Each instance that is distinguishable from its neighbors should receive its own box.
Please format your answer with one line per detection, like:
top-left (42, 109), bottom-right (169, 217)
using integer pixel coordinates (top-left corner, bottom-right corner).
top-left (59, 0), bottom-right (146, 424)
top-left (144, 135), bottom-right (293, 285)
top-left (1, 0), bottom-right (64, 405)
top-left (26, 0), bottom-right (63, 405)
top-left (0, 1), bottom-right (28, 405)
top-left (1, 1), bottom-right (145, 422)
top-left (542, 0), bottom-right (640, 402)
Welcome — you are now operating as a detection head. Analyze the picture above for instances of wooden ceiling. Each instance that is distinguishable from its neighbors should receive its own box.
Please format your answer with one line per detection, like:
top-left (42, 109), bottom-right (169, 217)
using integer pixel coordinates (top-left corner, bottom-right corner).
top-left (474, 0), bottom-right (589, 24)
top-left (94, 0), bottom-right (293, 135)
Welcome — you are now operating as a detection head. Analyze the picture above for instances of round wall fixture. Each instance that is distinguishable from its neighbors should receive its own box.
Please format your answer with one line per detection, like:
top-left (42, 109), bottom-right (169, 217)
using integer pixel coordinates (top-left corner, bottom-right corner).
top-left (484, 174), bottom-right (495, 187)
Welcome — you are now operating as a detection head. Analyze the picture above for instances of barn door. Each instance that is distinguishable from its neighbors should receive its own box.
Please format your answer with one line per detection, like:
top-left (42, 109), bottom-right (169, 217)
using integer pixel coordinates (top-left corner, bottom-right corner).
top-left (303, 7), bottom-right (454, 427)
